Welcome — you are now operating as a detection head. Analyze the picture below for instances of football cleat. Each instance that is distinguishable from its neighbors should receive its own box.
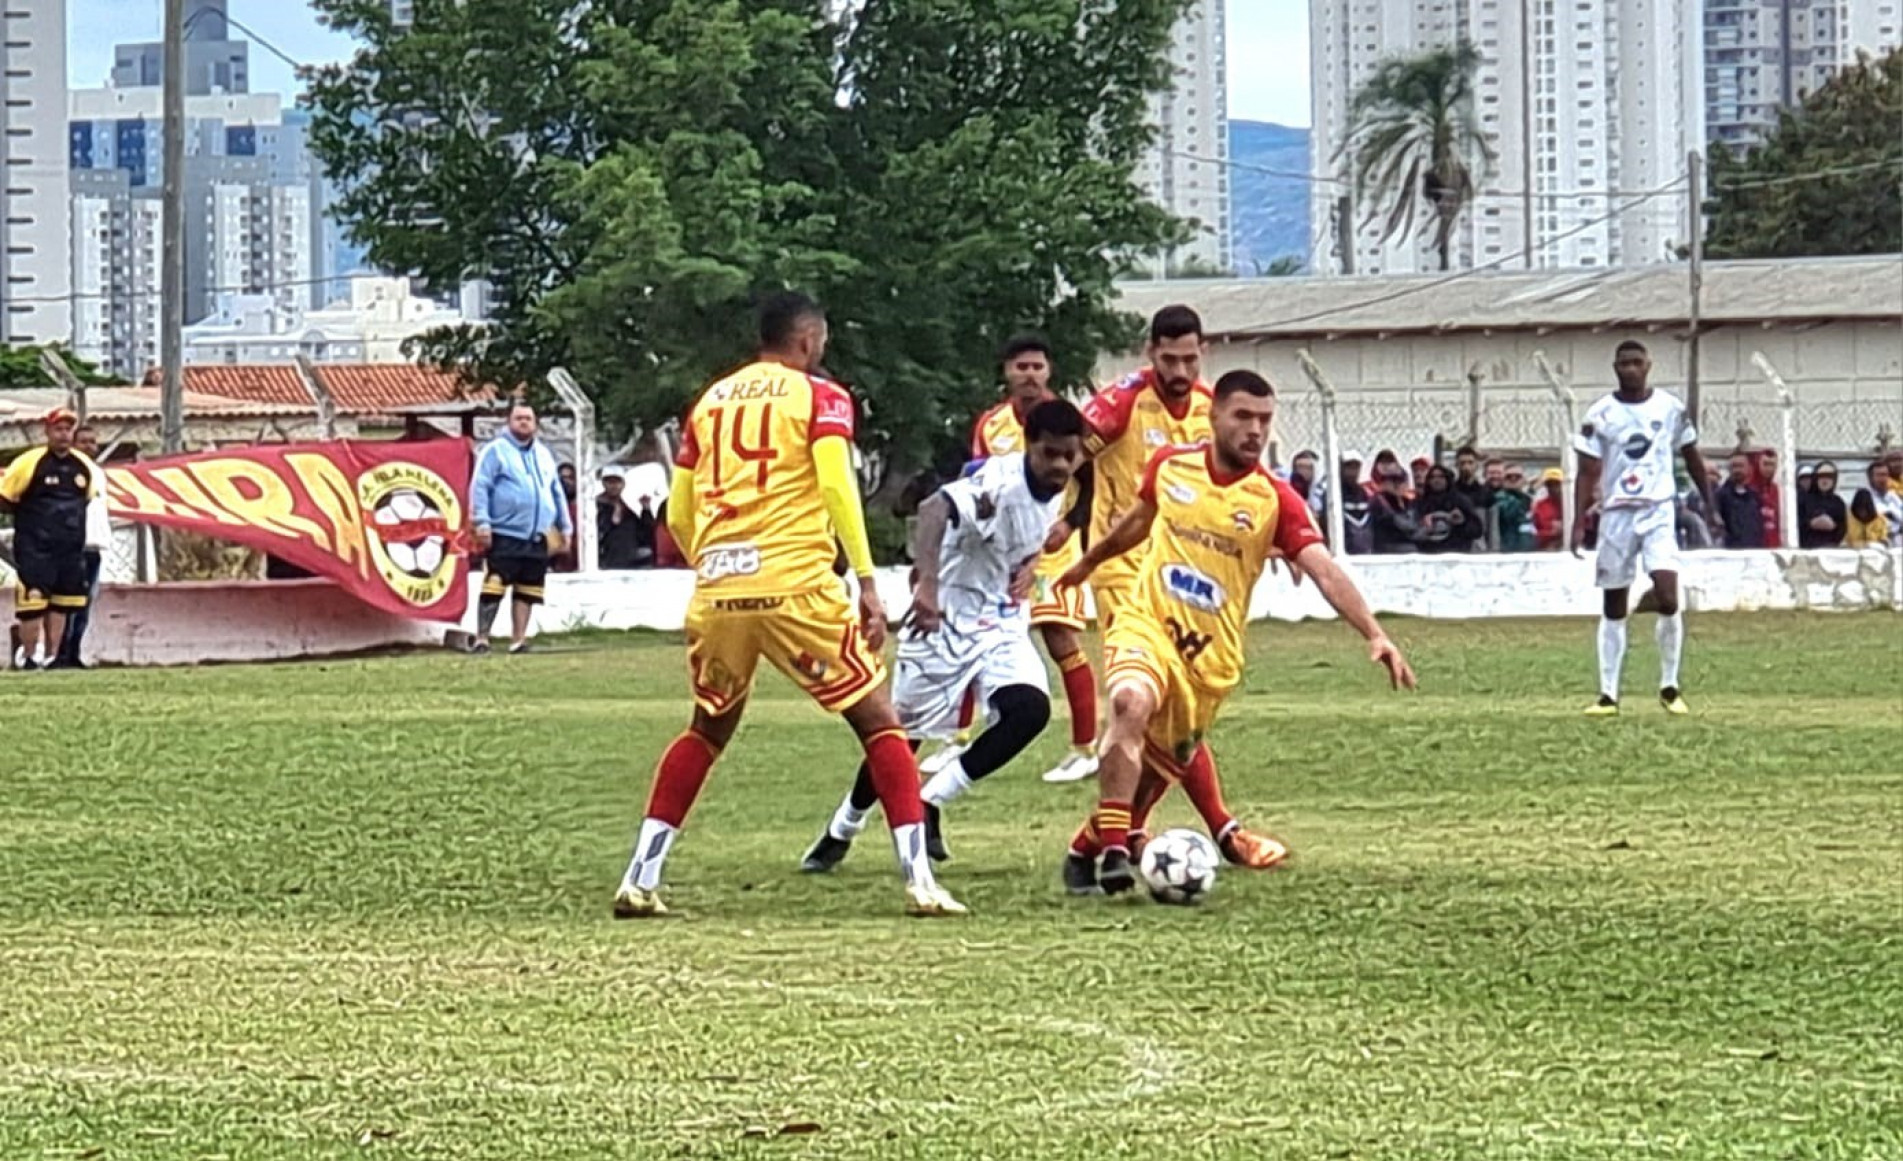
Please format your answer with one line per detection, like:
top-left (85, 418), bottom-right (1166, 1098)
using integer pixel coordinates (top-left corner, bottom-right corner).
top-left (924, 804), bottom-right (950, 863)
top-left (1583, 695), bottom-right (1620, 717)
top-left (611, 885), bottom-right (669, 919)
top-left (919, 740), bottom-right (971, 777)
top-left (904, 883), bottom-right (968, 917)
top-left (1659, 687), bottom-right (1689, 715)
top-left (1062, 852), bottom-right (1102, 896)
top-left (1220, 827), bottom-right (1291, 870)
top-left (1041, 751), bottom-right (1099, 784)
top-left (1098, 847), bottom-right (1137, 896)
top-left (800, 832), bottom-right (853, 874)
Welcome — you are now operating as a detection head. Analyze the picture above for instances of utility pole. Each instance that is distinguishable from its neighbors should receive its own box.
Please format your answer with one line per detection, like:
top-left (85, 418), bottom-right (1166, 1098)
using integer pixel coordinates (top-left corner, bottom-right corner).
top-left (1520, 0), bottom-right (1535, 268)
top-left (160, 0), bottom-right (186, 454)
top-left (1335, 195), bottom-right (1354, 275)
top-left (1686, 149), bottom-right (1705, 423)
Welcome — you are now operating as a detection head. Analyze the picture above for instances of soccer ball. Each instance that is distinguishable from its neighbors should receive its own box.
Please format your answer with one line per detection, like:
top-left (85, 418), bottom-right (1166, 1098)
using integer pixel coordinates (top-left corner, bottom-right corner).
top-left (1139, 828), bottom-right (1219, 905)
top-left (372, 488), bottom-right (447, 578)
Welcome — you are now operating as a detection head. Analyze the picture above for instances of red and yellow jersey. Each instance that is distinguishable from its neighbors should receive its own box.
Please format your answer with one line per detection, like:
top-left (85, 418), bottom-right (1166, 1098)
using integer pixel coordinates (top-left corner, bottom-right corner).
top-left (675, 359), bottom-right (856, 598)
top-left (1126, 445), bottom-right (1326, 693)
top-left (971, 396), bottom-right (1082, 577)
top-left (1080, 369), bottom-right (1213, 594)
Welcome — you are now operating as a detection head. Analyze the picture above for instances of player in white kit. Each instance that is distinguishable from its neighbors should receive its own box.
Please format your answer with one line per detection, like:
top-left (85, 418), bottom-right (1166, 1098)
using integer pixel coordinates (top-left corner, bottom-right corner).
top-left (802, 399), bottom-right (1089, 871)
top-left (1572, 340), bottom-right (1717, 716)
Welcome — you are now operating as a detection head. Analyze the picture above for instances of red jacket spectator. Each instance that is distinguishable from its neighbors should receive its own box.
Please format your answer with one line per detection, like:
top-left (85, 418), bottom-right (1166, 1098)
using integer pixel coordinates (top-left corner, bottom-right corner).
top-left (1531, 468), bottom-right (1566, 550)
top-left (1744, 448), bottom-right (1784, 548)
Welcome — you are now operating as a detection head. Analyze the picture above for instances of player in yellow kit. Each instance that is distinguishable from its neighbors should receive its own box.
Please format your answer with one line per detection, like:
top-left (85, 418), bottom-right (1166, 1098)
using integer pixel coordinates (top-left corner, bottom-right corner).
top-left (1058, 369), bottom-right (1418, 895)
top-left (612, 292), bottom-right (965, 919)
top-left (961, 334), bottom-right (1103, 785)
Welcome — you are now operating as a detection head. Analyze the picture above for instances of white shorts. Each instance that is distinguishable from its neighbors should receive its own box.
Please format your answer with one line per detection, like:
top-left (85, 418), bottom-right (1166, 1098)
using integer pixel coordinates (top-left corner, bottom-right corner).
top-left (891, 623), bottom-right (1048, 741)
top-left (1595, 503), bottom-right (1680, 589)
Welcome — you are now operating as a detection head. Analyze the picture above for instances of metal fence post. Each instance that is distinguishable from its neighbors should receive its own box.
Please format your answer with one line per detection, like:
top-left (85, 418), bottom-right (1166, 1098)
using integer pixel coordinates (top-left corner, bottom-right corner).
top-left (1533, 350), bottom-right (1579, 551)
top-left (547, 368), bottom-right (598, 574)
top-left (1297, 349), bottom-right (1345, 554)
top-left (1750, 352), bottom-right (1800, 551)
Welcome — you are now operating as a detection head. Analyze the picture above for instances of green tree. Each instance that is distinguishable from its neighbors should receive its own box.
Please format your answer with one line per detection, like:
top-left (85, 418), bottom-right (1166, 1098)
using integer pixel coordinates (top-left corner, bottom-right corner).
top-left (1706, 49), bottom-right (1903, 259)
top-left (306, 0), bottom-right (1189, 472)
top-left (1336, 43), bottom-right (1494, 271)
top-left (0, 344), bottom-right (119, 388)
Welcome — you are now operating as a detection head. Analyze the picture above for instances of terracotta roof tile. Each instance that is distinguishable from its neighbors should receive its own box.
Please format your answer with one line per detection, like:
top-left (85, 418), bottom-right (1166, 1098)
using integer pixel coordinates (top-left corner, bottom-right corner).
top-left (144, 364), bottom-right (496, 416)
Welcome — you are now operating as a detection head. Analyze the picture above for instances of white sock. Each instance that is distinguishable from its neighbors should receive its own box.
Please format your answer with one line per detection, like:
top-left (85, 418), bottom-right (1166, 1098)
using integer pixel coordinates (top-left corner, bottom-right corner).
top-left (1598, 616), bottom-right (1628, 701)
top-left (620, 818), bottom-right (678, 893)
top-left (921, 759), bottom-right (974, 807)
top-left (828, 796), bottom-right (870, 842)
top-left (1656, 612), bottom-right (1684, 691)
top-left (891, 823), bottom-right (937, 890)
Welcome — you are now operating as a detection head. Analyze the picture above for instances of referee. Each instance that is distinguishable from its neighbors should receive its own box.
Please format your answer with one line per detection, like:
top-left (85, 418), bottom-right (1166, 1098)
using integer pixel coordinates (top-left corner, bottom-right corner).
top-left (1, 408), bottom-right (101, 671)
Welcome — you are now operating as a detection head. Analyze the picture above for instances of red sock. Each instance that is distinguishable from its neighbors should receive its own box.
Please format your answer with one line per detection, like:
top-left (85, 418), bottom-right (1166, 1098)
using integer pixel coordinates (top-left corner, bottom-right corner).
top-left (1179, 745), bottom-right (1237, 838)
top-left (1096, 800), bottom-right (1133, 854)
top-left (1069, 816), bottom-right (1101, 858)
top-left (863, 728), bottom-right (925, 828)
top-left (1056, 651), bottom-right (1098, 747)
top-left (1129, 768), bottom-right (1171, 837)
top-left (644, 731), bottom-right (720, 827)
top-left (956, 685), bottom-right (976, 732)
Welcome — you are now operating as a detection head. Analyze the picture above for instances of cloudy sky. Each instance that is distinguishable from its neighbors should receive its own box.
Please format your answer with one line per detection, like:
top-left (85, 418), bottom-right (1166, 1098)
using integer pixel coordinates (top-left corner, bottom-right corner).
top-left (68, 0), bottom-right (1310, 126)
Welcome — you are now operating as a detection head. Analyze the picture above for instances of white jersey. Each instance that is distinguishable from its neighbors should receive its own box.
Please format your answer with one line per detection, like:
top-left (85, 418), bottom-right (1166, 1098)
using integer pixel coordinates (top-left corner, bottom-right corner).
top-left (1574, 389), bottom-right (1697, 510)
top-left (930, 453), bottom-right (1065, 628)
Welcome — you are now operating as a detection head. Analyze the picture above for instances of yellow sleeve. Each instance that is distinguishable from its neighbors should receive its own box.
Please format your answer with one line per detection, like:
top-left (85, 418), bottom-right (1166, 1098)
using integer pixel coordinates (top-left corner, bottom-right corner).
top-left (0, 448), bottom-right (42, 503)
top-left (666, 463), bottom-right (696, 554)
top-left (813, 435), bottom-right (875, 578)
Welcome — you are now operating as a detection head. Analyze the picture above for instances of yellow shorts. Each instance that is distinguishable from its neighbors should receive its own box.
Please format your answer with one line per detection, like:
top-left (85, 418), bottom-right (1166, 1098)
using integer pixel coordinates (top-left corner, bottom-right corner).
top-left (1028, 572), bottom-right (1089, 631)
top-left (1092, 577), bottom-right (1133, 632)
top-left (1102, 610), bottom-right (1227, 775)
top-left (685, 587), bottom-right (886, 717)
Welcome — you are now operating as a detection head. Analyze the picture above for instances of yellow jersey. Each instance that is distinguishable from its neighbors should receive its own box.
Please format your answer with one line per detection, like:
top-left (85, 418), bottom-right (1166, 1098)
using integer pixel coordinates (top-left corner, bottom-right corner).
top-left (1125, 444), bottom-right (1325, 693)
top-left (675, 359), bottom-right (856, 599)
top-left (1080, 369), bottom-right (1213, 597)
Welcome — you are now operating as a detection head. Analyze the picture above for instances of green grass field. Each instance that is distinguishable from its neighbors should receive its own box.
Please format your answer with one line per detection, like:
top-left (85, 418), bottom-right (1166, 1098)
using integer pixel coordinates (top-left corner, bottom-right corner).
top-left (2, 613), bottom-right (1899, 1160)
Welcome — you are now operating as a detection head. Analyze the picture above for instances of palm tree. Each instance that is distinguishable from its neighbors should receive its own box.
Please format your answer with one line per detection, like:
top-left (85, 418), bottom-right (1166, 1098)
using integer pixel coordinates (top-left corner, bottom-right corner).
top-left (1337, 43), bottom-right (1495, 271)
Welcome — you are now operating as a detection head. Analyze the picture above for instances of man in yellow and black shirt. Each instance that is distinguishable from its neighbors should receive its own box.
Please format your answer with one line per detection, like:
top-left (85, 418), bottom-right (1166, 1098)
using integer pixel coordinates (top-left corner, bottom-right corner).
top-left (1, 408), bottom-right (101, 670)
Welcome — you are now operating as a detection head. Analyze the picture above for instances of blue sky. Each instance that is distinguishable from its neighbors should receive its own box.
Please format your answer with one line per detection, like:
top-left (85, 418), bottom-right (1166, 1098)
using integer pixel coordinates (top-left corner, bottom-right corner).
top-left (68, 0), bottom-right (1311, 126)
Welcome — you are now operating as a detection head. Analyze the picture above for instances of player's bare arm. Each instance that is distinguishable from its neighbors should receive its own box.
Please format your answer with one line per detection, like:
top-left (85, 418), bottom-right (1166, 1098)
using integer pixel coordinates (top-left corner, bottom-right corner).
top-left (1293, 543), bottom-right (1418, 691)
top-left (907, 491), bottom-right (952, 636)
top-left (1571, 453), bottom-right (1602, 556)
top-left (1058, 495), bottom-right (1156, 589)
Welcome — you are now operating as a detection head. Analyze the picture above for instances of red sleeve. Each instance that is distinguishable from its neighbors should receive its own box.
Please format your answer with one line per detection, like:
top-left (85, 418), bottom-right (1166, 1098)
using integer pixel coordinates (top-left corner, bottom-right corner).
top-left (1270, 476), bottom-right (1327, 558)
top-left (1136, 446), bottom-right (1177, 506)
top-left (969, 409), bottom-right (992, 459)
top-left (1081, 374), bottom-right (1145, 445)
top-left (674, 412), bottom-right (701, 469)
top-left (809, 378), bottom-right (856, 443)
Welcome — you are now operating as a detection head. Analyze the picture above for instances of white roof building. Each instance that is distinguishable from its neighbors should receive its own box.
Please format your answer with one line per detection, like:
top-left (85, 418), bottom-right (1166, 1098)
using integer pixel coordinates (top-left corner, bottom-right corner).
top-left (183, 276), bottom-right (477, 366)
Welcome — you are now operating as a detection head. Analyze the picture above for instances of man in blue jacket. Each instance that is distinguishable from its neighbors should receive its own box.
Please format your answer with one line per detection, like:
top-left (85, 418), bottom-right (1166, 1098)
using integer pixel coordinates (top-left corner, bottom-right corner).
top-left (471, 400), bottom-right (573, 654)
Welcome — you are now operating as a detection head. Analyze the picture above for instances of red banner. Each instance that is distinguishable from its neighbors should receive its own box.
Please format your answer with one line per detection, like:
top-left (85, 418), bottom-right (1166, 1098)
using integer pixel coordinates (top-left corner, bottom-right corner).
top-left (105, 439), bottom-right (475, 622)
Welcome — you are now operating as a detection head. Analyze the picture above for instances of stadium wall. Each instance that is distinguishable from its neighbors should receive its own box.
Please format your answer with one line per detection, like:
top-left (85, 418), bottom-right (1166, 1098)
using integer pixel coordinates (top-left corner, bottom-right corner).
top-left (10, 551), bottom-right (1893, 668)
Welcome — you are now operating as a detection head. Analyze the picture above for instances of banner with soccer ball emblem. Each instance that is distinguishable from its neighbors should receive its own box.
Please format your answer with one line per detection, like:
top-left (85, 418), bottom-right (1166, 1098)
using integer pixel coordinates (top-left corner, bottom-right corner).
top-left (103, 439), bottom-right (475, 622)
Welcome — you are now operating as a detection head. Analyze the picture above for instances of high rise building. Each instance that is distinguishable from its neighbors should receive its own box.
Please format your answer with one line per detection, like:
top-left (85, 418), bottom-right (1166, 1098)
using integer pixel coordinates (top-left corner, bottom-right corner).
top-left (1309, 0), bottom-right (1701, 276)
top-left (111, 0), bottom-right (250, 95)
top-left (1136, 0), bottom-right (1232, 274)
top-left (1705, 1), bottom-right (1903, 150)
top-left (1, 0), bottom-right (73, 346)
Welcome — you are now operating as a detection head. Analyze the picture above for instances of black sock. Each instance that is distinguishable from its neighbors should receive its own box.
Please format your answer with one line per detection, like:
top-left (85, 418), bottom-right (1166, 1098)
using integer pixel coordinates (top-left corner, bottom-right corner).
top-left (958, 685), bottom-right (1052, 782)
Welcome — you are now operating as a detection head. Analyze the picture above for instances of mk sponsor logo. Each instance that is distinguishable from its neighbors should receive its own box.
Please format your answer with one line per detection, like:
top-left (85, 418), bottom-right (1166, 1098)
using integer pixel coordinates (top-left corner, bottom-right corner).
top-left (1162, 563), bottom-right (1226, 613)
top-left (698, 543), bottom-right (763, 582)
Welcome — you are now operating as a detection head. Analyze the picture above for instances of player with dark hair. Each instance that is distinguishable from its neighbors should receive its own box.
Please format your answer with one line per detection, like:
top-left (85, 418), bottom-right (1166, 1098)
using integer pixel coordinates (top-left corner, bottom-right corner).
top-left (1572, 339), bottom-right (1715, 716)
top-left (803, 398), bottom-right (1091, 870)
top-left (950, 332), bottom-right (1104, 785)
top-left (613, 290), bottom-right (966, 917)
top-left (1059, 370), bottom-right (1418, 895)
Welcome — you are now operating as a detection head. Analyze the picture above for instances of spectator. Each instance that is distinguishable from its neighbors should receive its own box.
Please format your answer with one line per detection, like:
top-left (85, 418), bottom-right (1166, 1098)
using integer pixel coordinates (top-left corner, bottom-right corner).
top-left (597, 473), bottom-right (655, 570)
top-left (1746, 448), bottom-right (1785, 548)
top-left (1412, 464), bottom-right (1482, 553)
top-left (1798, 461), bottom-right (1846, 548)
top-left (1845, 488), bottom-right (1890, 548)
top-left (1368, 450), bottom-right (1404, 497)
top-left (1493, 462), bottom-right (1535, 552)
top-left (1370, 463), bottom-right (1419, 554)
top-left (1867, 461), bottom-right (1903, 547)
top-left (1796, 463), bottom-right (1814, 495)
top-left (1454, 446), bottom-right (1494, 513)
top-left (0, 408), bottom-right (100, 670)
top-left (1531, 467), bottom-right (1566, 550)
top-left (1340, 452), bottom-right (1374, 555)
top-left (1674, 466), bottom-right (1716, 551)
top-left (471, 400), bottom-right (573, 654)
top-left (54, 425), bottom-right (111, 669)
top-left (551, 461), bottom-right (581, 572)
top-left (1886, 449), bottom-right (1903, 498)
top-left (1284, 450), bottom-right (1318, 503)
top-left (1409, 455), bottom-right (1432, 495)
top-left (1715, 453), bottom-right (1766, 549)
